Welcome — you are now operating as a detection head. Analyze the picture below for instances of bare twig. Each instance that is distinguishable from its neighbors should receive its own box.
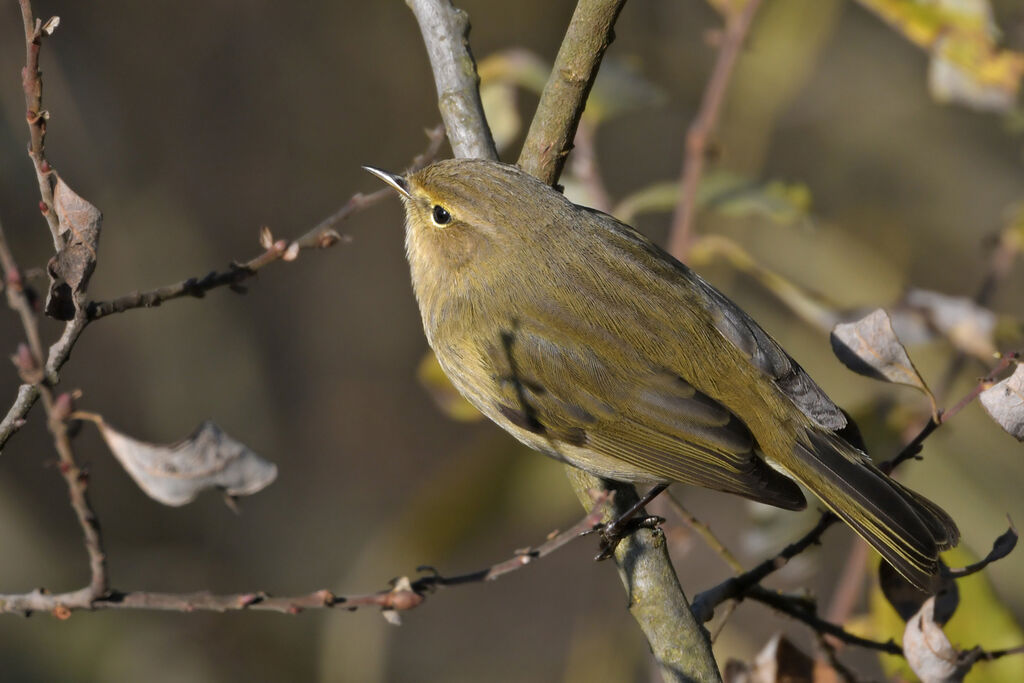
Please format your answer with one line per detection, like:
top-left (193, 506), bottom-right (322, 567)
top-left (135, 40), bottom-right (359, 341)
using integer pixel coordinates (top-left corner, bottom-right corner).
top-left (667, 0), bottom-right (763, 260)
top-left (0, 222), bottom-right (107, 602)
top-left (518, 0), bottom-right (627, 185)
top-left (406, 0), bottom-right (496, 160)
top-left (746, 586), bottom-right (904, 656)
top-left (665, 490), bottom-right (743, 574)
top-left (19, 0), bottom-right (61, 248)
top-left (0, 494), bottom-right (611, 616)
top-left (86, 126), bottom-right (445, 321)
top-left (691, 510), bottom-right (837, 623)
top-left (0, 130), bottom-right (444, 453)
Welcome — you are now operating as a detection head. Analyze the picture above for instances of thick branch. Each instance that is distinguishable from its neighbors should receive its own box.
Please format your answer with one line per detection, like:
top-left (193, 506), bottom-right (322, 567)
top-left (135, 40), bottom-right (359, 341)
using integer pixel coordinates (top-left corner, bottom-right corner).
top-left (667, 0), bottom-right (763, 260)
top-left (568, 471), bottom-right (722, 683)
top-left (406, 0), bottom-right (497, 160)
top-left (517, 0), bottom-right (626, 185)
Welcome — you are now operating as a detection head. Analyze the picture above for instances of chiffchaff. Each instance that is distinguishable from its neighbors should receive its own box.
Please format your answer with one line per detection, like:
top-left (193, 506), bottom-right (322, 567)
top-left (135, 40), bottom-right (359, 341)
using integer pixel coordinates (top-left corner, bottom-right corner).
top-left (365, 158), bottom-right (958, 591)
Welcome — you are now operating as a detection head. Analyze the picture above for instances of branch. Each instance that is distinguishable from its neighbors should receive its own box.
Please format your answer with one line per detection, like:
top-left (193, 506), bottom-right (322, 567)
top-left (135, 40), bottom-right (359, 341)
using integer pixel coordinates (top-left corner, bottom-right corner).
top-left (568, 471), bottom-right (722, 683)
top-left (667, 0), bottom-right (763, 260)
top-left (1, 227), bottom-right (106, 602)
top-left (0, 493), bottom-right (611, 616)
top-left (745, 586), bottom-right (904, 656)
top-left (0, 128), bottom-right (444, 453)
top-left (19, 0), bottom-right (61, 248)
top-left (86, 125), bottom-right (444, 321)
top-left (517, 0), bottom-right (626, 185)
top-left (691, 510), bottom-right (838, 623)
top-left (406, 0), bottom-right (497, 160)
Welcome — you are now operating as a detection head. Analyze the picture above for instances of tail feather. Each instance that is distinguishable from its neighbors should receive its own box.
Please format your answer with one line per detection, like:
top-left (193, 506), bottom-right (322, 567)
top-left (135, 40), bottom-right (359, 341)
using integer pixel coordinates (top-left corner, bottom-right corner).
top-left (792, 431), bottom-right (959, 592)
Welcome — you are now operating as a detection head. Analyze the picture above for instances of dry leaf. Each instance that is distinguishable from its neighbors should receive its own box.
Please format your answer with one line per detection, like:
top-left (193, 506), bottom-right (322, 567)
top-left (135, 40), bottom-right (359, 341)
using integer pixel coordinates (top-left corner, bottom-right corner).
top-left (830, 309), bottom-right (934, 403)
top-left (903, 597), bottom-right (974, 682)
top-left (45, 177), bottom-right (102, 320)
top-left (979, 364), bottom-right (1024, 440)
top-left (93, 418), bottom-right (277, 506)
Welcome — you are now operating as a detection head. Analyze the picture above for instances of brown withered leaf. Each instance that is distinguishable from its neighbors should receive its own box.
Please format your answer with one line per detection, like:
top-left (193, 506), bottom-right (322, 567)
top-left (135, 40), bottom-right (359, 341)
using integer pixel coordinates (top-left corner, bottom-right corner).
top-left (45, 177), bottom-right (102, 320)
top-left (93, 419), bottom-right (277, 506)
top-left (979, 364), bottom-right (1024, 441)
top-left (903, 597), bottom-right (975, 683)
top-left (830, 309), bottom-right (935, 402)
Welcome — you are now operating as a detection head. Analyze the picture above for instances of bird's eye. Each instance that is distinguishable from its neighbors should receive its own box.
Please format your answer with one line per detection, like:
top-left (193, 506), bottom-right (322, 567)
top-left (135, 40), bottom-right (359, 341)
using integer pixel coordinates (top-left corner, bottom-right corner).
top-left (432, 205), bottom-right (452, 226)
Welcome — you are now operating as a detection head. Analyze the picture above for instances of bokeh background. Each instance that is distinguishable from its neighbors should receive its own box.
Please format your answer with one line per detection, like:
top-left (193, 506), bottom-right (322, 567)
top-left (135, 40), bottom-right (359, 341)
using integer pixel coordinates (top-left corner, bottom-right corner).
top-left (1, 1), bottom-right (1023, 681)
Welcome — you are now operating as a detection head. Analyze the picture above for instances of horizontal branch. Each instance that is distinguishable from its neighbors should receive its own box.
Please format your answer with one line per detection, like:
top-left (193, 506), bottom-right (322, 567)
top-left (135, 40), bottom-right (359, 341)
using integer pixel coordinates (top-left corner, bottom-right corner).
top-left (0, 491), bottom-right (610, 617)
top-left (745, 585), bottom-right (903, 656)
top-left (86, 124), bottom-right (446, 322)
top-left (0, 127), bottom-right (444, 454)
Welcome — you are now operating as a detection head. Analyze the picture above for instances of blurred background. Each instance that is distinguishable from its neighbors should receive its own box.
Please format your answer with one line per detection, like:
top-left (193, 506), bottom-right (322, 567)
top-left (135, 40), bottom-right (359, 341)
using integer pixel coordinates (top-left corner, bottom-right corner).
top-left (1, 1), bottom-right (1023, 681)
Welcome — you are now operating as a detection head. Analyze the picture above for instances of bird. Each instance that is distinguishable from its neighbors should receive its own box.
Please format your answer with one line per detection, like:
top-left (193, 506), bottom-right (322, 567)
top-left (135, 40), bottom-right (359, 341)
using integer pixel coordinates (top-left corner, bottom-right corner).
top-left (364, 158), bottom-right (959, 591)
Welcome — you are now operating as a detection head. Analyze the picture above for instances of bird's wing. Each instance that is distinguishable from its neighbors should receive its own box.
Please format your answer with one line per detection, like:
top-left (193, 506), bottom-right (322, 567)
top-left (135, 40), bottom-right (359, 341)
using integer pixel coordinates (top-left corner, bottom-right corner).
top-left (484, 325), bottom-right (807, 510)
top-left (690, 274), bottom-right (848, 431)
top-left (594, 213), bottom-right (848, 432)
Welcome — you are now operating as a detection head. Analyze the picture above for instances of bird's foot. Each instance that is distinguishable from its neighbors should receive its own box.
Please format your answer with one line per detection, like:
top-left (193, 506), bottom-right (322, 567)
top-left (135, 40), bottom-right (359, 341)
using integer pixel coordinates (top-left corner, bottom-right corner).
top-left (589, 514), bottom-right (665, 560)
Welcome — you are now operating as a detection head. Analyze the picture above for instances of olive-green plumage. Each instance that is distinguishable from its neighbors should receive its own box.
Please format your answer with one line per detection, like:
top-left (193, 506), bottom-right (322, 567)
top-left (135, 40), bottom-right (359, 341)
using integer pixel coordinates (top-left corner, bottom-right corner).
top-left (365, 158), bottom-right (959, 591)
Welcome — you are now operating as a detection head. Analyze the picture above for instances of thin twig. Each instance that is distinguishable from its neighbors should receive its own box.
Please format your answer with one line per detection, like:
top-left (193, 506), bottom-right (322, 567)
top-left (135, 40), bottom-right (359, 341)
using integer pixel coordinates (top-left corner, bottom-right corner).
top-left (19, 0), bottom-right (61, 248)
top-left (0, 493), bottom-right (611, 616)
top-left (0, 130), bottom-right (444, 453)
top-left (406, 0), bottom-right (496, 160)
top-left (0, 223), bottom-right (107, 602)
top-left (518, 0), bottom-right (627, 185)
top-left (665, 489), bottom-right (743, 574)
top-left (745, 586), bottom-right (904, 656)
top-left (691, 510), bottom-right (837, 623)
top-left (86, 126), bottom-right (445, 321)
top-left (667, 0), bottom-right (763, 260)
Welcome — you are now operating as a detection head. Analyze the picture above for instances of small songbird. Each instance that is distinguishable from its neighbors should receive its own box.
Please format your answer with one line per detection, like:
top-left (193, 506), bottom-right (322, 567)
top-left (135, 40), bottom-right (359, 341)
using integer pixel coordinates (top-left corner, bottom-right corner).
top-left (365, 158), bottom-right (958, 591)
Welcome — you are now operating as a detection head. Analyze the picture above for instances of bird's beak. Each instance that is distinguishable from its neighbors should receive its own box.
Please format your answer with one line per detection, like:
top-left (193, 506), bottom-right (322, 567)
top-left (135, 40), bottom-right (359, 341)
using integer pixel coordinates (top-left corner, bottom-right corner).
top-left (362, 166), bottom-right (411, 199)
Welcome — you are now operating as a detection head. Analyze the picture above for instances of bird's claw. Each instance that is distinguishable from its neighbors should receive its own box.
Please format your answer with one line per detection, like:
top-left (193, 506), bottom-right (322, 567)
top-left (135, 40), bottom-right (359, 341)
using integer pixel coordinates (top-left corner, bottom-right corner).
top-left (590, 515), bottom-right (665, 561)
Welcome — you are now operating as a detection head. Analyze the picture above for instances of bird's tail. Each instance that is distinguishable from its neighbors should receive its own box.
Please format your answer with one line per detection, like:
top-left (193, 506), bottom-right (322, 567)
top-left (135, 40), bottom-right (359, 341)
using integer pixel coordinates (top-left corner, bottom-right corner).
top-left (792, 431), bottom-right (959, 592)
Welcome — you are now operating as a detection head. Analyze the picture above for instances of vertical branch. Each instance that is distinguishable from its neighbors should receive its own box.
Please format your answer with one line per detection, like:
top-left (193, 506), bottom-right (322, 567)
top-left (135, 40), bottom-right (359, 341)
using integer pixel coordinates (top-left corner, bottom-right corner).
top-left (518, 0), bottom-right (627, 186)
top-left (667, 0), bottom-right (763, 260)
top-left (569, 471), bottom-right (722, 683)
top-left (43, 391), bottom-right (109, 600)
top-left (406, 0), bottom-right (498, 160)
top-left (19, 0), bottom-right (62, 248)
top-left (0, 222), bottom-right (107, 602)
